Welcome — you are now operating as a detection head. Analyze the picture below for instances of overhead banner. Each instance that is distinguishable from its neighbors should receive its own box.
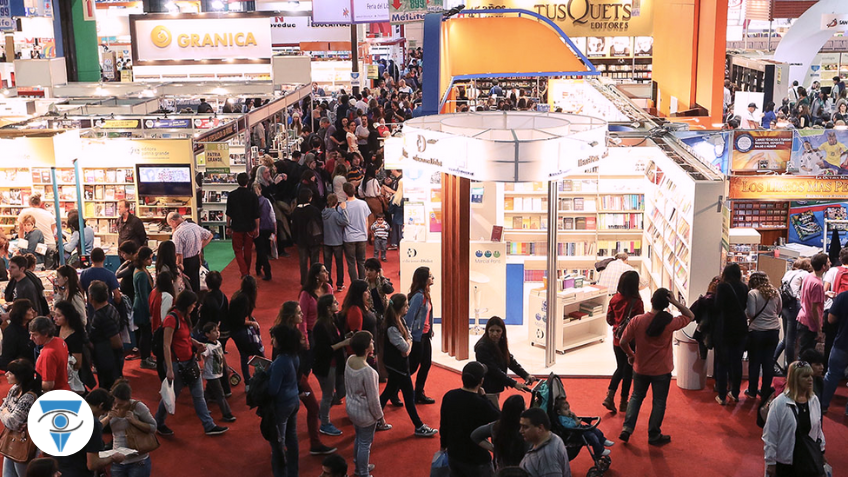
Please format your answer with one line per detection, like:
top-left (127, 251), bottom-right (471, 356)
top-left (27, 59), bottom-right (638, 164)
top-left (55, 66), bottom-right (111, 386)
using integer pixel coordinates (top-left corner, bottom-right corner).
top-left (390, 0), bottom-right (443, 24)
top-left (312, 0), bottom-right (353, 23)
top-left (271, 16), bottom-right (349, 45)
top-left (131, 15), bottom-right (272, 63)
top-left (144, 118), bottom-right (192, 129)
top-left (463, 0), bottom-right (654, 37)
top-left (728, 175), bottom-right (848, 200)
top-left (788, 201), bottom-right (848, 248)
top-left (204, 142), bottom-right (230, 173)
top-left (790, 129), bottom-right (848, 176)
top-left (0, 0), bottom-right (14, 31)
top-left (97, 119), bottom-right (142, 130)
top-left (352, 0), bottom-right (390, 23)
top-left (731, 130), bottom-right (793, 171)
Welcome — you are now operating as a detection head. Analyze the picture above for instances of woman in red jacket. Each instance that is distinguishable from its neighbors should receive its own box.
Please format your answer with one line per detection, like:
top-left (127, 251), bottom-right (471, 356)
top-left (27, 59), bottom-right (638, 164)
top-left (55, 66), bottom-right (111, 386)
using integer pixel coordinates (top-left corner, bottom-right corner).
top-left (603, 270), bottom-right (644, 414)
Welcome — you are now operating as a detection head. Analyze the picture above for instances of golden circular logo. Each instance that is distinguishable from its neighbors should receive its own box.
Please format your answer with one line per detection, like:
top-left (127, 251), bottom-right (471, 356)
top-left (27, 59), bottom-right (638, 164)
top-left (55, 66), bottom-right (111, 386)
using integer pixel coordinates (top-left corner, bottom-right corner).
top-left (150, 26), bottom-right (171, 48)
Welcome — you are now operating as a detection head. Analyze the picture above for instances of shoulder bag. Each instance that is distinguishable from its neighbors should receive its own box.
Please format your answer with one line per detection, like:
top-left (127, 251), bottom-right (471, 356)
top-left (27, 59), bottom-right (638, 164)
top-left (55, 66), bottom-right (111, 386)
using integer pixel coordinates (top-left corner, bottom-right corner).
top-left (0, 393), bottom-right (38, 463)
top-left (789, 405), bottom-right (825, 477)
top-left (124, 400), bottom-right (160, 455)
top-left (613, 299), bottom-right (637, 342)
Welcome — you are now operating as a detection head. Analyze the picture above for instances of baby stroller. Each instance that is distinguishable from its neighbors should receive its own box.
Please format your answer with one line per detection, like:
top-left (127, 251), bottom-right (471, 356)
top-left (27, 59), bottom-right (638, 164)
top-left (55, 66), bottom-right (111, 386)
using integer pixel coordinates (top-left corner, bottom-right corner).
top-left (531, 373), bottom-right (611, 477)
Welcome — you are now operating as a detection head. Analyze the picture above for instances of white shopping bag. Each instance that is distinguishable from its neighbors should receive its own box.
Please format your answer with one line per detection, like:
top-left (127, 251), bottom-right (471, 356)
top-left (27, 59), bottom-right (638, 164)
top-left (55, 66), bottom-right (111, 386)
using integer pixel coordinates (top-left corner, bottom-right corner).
top-left (160, 379), bottom-right (176, 414)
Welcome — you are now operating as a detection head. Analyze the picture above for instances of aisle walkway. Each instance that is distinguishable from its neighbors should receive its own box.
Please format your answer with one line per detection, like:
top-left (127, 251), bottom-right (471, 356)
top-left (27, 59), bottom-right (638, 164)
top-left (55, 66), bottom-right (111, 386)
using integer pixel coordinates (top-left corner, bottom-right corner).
top-left (5, 249), bottom-right (846, 476)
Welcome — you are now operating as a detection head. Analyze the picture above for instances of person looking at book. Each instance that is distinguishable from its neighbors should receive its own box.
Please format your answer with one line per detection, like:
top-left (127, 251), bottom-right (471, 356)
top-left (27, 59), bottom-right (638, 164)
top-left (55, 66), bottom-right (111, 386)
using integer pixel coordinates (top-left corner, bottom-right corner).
top-left (17, 192), bottom-right (56, 266)
top-left (117, 200), bottom-right (147, 248)
top-left (167, 212), bottom-right (213, 294)
top-left (18, 214), bottom-right (45, 266)
top-left (597, 252), bottom-right (645, 295)
top-left (63, 210), bottom-right (94, 265)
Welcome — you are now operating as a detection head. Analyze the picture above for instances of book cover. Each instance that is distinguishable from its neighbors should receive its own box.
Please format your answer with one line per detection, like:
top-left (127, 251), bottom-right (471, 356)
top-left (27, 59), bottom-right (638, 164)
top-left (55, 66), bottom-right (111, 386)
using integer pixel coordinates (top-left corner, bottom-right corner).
top-left (504, 197), bottom-right (514, 211)
top-left (522, 216), bottom-right (531, 229)
top-left (563, 217), bottom-right (574, 230)
top-left (575, 217), bottom-right (587, 230)
top-left (532, 182), bottom-right (544, 191)
top-left (125, 169), bottom-right (134, 182)
top-left (429, 211), bottom-right (442, 232)
top-left (60, 170), bottom-right (75, 184)
top-left (126, 186), bottom-right (136, 201)
top-left (41, 170), bottom-right (50, 183)
top-left (94, 204), bottom-right (104, 216)
top-left (105, 186), bottom-right (115, 201)
top-left (104, 202), bottom-right (116, 217)
top-left (513, 216), bottom-right (523, 229)
top-left (84, 186), bottom-right (93, 200)
top-left (84, 202), bottom-right (96, 218)
top-left (491, 225), bottom-right (504, 242)
top-left (105, 170), bottom-right (117, 183)
top-left (530, 215), bottom-right (540, 229)
top-left (31, 170), bottom-right (41, 184)
top-left (95, 186), bottom-right (104, 200)
top-left (115, 187), bottom-right (126, 200)
top-left (85, 169), bottom-right (95, 183)
top-left (94, 169), bottom-right (106, 182)
top-left (562, 180), bottom-right (573, 191)
top-left (574, 197), bottom-right (584, 211)
top-left (586, 217), bottom-right (597, 230)
top-left (532, 198), bottom-right (543, 211)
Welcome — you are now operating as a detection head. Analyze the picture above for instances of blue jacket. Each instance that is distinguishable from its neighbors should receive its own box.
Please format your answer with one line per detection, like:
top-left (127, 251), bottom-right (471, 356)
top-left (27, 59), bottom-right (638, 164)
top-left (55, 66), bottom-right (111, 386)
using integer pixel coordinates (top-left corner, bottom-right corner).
top-left (268, 353), bottom-right (300, 411)
top-left (405, 291), bottom-right (432, 342)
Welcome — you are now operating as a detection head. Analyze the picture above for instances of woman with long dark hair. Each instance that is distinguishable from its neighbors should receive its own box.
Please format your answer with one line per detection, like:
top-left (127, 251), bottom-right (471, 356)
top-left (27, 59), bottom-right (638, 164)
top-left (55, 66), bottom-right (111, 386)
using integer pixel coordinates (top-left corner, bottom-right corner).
top-left (342, 280), bottom-right (376, 338)
top-left (312, 294), bottom-right (349, 437)
top-left (471, 394), bottom-right (529, 469)
top-left (150, 271), bottom-right (175, 334)
top-left (133, 247), bottom-right (155, 369)
top-left (53, 265), bottom-right (86, 323)
top-left (53, 300), bottom-right (88, 393)
top-left (155, 240), bottom-right (184, 293)
top-left (404, 267), bottom-right (435, 404)
top-left (0, 359), bottom-right (41, 476)
top-left (603, 270), bottom-right (644, 414)
top-left (0, 299), bottom-right (35, 370)
top-left (474, 316), bottom-right (535, 409)
top-left (267, 324), bottom-right (302, 477)
top-left (103, 380), bottom-right (156, 477)
top-left (274, 301), bottom-right (336, 455)
top-left (379, 294), bottom-right (438, 437)
top-left (746, 271), bottom-right (782, 399)
top-left (299, 263), bottom-right (333, 349)
top-left (227, 276), bottom-right (264, 387)
top-left (715, 263), bottom-right (749, 405)
top-left (153, 290), bottom-right (228, 437)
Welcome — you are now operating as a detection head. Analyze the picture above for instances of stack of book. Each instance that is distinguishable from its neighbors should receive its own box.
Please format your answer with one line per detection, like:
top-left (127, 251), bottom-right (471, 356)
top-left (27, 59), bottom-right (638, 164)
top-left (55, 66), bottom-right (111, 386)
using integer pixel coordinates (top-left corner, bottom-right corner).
top-left (580, 302), bottom-right (604, 318)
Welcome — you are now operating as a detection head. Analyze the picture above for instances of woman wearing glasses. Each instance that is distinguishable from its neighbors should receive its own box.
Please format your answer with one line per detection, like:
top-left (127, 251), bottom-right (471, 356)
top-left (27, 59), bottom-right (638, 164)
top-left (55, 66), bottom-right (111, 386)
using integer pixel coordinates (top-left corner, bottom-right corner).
top-left (763, 361), bottom-right (826, 477)
top-left (312, 294), bottom-right (351, 437)
top-left (404, 267), bottom-right (436, 405)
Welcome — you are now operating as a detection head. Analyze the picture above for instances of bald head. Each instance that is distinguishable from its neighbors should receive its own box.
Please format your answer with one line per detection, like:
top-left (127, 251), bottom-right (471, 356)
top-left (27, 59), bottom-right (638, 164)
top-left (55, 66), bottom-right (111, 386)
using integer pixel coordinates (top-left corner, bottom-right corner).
top-left (167, 212), bottom-right (183, 228)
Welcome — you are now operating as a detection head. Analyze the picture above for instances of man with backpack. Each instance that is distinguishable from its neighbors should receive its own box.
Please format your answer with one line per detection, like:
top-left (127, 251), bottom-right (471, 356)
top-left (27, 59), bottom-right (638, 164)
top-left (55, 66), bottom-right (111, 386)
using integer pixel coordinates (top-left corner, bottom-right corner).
top-left (775, 258), bottom-right (811, 371)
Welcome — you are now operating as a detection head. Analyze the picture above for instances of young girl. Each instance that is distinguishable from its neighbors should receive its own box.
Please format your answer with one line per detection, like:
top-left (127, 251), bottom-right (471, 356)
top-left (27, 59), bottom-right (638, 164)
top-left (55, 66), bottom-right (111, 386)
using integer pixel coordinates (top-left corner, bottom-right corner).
top-left (555, 395), bottom-right (614, 457)
top-left (133, 246), bottom-right (155, 369)
top-left (345, 331), bottom-right (383, 477)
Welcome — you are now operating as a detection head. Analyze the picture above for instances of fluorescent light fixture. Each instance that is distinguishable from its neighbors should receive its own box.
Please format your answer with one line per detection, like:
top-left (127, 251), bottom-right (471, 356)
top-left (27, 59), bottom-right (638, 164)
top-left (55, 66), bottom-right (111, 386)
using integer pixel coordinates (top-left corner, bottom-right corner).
top-left (211, 0), bottom-right (225, 10)
top-left (212, 87), bottom-right (227, 95)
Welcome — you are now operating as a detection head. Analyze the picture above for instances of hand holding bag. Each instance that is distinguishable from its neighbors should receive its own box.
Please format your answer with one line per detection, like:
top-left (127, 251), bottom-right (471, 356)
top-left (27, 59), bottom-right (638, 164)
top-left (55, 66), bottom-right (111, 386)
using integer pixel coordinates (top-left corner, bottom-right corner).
top-left (160, 379), bottom-right (176, 414)
top-left (430, 450), bottom-right (450, 477)
top-left (124, 400), bottom-right (160, 455)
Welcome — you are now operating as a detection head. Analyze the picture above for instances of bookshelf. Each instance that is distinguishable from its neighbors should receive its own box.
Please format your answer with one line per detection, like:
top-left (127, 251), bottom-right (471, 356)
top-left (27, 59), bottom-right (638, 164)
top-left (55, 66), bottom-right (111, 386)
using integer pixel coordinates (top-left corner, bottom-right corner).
top-left (0, 168), bottom-right (31, 232)
top-left (200, 172), bottom-right (238, 237)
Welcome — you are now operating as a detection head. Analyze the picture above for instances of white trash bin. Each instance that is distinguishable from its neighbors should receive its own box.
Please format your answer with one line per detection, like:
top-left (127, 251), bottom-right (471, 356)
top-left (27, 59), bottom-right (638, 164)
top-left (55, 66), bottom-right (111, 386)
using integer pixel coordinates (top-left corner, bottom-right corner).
top-left (674, 329), bottom-right (706, 390)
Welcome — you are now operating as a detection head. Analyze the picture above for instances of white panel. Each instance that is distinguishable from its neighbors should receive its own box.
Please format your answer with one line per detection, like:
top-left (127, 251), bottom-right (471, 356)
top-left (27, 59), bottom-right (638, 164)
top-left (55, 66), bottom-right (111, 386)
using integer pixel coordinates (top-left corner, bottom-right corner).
top-left (133, 17), bottom-right (272, 61)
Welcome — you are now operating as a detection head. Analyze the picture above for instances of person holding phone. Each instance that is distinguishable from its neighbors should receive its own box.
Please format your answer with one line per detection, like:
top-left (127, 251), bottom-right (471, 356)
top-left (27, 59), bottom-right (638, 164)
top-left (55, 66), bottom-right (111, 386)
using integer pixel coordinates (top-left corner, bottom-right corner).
top-left (474, 316), bottom-right (535, 409)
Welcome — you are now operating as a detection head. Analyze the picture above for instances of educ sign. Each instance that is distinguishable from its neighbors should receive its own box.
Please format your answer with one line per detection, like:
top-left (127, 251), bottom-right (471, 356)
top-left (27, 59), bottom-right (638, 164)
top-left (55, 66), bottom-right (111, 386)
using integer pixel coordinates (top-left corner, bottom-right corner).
top-left (131, 15), bottom-right (272, 63)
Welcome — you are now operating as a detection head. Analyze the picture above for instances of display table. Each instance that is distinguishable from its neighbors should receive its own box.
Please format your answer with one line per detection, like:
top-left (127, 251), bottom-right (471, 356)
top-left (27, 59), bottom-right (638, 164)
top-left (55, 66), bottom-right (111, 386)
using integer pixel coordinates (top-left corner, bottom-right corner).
top-left (528, 285), bottom-right (608, 353)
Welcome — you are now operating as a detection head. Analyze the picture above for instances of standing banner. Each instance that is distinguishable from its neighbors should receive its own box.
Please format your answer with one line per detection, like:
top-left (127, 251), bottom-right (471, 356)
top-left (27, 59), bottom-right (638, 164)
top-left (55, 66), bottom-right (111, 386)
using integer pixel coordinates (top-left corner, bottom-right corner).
top-left (788, 201), bottom-right (848, 247)
top-left (789, 129), bottom-right (848, 175)
top-left (731, 130), bottom-right (793, 172)
top-left (204, 143), bottom-right (230, 173)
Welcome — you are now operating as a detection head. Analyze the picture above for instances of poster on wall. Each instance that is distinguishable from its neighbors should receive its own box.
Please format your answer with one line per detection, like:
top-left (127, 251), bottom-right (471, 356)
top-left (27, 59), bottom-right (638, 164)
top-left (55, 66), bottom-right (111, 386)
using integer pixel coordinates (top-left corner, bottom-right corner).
top-left (607, 37), bottom-right (632, 57)
top-left (788, 201), bottom-right (848, 247)
top-left (204, 143), bottom-right (230, 173)
top-left (674, 131), bottom-right (731, 174)
top-left (731, 130), bottom-right (793, 171)
top-left (586, 37), bottom-right (608, 57)
top-left (789, 129), bottom-right (848, 175)
top-left (271, 16), bottom-right (349, 46)
top-left (634, 36), bottom-right (653, 56)
top-left (0, 0), bottom-right (14, 31)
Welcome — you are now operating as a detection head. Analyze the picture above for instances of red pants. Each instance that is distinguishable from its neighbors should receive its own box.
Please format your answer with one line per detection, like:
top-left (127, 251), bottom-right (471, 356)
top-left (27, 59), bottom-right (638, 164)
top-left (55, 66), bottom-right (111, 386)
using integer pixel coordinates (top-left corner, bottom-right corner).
top-left (299, 374), bottom-right (323, 449)
top-left (231, 231), bottom-right (254, 277)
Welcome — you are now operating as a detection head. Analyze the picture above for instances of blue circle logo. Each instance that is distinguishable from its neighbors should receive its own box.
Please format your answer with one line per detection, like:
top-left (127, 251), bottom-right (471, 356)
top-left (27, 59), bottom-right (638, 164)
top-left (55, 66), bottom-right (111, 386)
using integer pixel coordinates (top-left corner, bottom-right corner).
top-left (475, 250), bottom-right (483, 257)
top-left (28, 390), bottom-right (95, 457)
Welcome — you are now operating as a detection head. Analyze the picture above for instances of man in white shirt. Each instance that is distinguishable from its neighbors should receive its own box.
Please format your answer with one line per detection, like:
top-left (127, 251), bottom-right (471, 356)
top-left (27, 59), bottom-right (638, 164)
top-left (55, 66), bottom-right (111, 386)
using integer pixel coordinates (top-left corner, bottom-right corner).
top-left (741, 103), bottom-right (761, 129)
top-left (597, 252), bottom-right (643, 294)
top-left (355, 94), bottom-right (369, 115)
top-left (18, 192), bottom-right (57, 267)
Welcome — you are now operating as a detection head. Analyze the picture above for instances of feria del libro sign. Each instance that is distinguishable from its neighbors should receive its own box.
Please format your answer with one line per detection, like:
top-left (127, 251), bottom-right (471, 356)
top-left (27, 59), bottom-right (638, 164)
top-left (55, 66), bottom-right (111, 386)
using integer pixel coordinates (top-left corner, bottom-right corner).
top-left (131, 16), bottom-right (272, 62)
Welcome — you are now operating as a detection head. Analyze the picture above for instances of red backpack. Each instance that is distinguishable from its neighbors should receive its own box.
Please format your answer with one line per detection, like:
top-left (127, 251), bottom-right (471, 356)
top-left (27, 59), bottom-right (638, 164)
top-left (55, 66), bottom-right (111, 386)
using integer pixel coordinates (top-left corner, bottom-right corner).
top-left (832, 266), bottom-right (848, 296)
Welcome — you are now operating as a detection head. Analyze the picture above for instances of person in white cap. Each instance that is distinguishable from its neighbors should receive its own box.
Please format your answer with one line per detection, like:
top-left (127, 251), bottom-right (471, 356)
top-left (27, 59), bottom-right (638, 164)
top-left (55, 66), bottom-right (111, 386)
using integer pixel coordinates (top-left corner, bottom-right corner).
top-left (741, 102), bottom-right (762, 129)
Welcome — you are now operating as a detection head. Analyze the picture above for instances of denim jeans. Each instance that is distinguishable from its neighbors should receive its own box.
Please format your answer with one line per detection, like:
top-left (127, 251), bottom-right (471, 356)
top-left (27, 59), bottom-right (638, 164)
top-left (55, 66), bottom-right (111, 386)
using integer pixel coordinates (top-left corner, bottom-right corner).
top-left (343, 241), bottom-right (367, 282)
top-left (715, 339), bottom-right (746, 400)
top-left (353, 423), bottom-right (377, 477)
top-left (775, 302), bottom-right (799, 367)
top-left (374, 237), bottom-right (387, 259)
top-left (231, 327), bottom-right (262, 385)
top-left (797, 322), bottom-right (818, 358)
top-left (582, 427), bottom-right (607, 456)
top-left (323, 244), bottom-right (345, 288)
top-left (747, 329), bottom-right (780, 396)
top-left (155, 360), bottom-right (217, 432)
top-left (821, 346), bottom-right (848, 411)
top-left (379, 369), bottom-right (424, 428)
top-left (111, 458), bottom-right (152, 477)
top-left (271, 401), bottom-right (299, 477)
top-left (622, 372), bottom-right (672, 439)
top-left (2, 455), bottom-right (28, 477)
top-left (315, 367), bottom-right (343, 426)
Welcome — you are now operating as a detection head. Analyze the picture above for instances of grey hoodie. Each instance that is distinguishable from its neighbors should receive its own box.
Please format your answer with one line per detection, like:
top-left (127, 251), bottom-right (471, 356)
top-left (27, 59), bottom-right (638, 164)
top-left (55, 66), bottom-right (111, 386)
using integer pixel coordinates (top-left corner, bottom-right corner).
top-left (322, 206), bottom-right (349, 247)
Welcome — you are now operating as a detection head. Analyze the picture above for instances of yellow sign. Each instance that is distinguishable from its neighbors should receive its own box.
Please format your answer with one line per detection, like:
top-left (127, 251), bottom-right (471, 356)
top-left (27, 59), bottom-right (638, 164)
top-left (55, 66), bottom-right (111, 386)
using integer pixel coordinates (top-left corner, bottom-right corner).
top-left (463, 0), bottom-right (653, 36)
top-left (99, 120), bottom-right (141, 129)
top-left (729, 176), bottom-right (848, 200)
top-left (204, 142), bottom-right (230, 173)
top-left (151, 25), bottom-right (171, 47)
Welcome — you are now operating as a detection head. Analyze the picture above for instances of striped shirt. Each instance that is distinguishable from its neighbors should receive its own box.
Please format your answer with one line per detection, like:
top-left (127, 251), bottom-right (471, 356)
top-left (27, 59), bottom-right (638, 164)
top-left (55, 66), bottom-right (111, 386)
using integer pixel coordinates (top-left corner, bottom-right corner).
top-left (344, 357), bottom-right (383, 427)
top-left (371, 221), bottom-right (390, 239)
top-left (172, 220), bottom-right (212, 259)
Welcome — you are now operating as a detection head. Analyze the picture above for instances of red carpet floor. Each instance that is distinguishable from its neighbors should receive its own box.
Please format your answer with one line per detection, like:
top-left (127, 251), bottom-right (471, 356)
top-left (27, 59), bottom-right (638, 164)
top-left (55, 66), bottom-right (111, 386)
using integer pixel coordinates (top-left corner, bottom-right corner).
top-left (7, 246), bottom-right (848, 476)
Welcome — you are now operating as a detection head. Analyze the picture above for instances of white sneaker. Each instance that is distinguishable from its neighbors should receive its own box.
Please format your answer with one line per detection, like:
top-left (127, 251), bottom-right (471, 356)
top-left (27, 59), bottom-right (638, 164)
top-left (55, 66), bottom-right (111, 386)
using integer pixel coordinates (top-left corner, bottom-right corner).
top-left (602, 449), bottom-right (611, 457)
top-left (604, 439), bottom-right (615, 447)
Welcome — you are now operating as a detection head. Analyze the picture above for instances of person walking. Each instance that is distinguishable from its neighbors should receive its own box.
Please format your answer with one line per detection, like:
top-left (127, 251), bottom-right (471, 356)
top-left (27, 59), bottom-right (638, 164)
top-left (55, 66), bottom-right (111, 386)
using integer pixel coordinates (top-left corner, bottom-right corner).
top-left (133, 247), bottom-right (156, 369)
top-left (775, 258), bottom-right (811, 370)
top-left (763, 361), bottom-right (826, 477)
top-left (474, 316), bottom-right (534, 409)
top-left (154, 290), bottom-right (229, 437)
top-left (0, 359), bottom-right (41, 476)
top-left (797, 253), bottom-right (829, 358)
top-left (267, 325), bottom-right (301, 477)
top-left (167, 212), bottom-right (213, 293)
top-left (345, 331), bottom-right (384, 477)
top-left (226, 172), bottom-right (260, 279)
top-left (117, 200), bottom-right (147, 248)
top-left (379, 294), bottom-right (438, 437)
top-left (714, 263), bottom-right (750, 405)
top-left (519, 407), bottom-right (572, 477)
top-left (227, 276), bottom-right (264, 389)
top-left (405, 267), bottom-right (436, 405)
top-left (439, 361), bottom-right (501, 477)
top-left (87, 281), bottom-right (124, 390)
top-left (603, 270), bottom-right (643, 414)
top-left (342, 182), bottom-right (369, 283)
top-left (312, 294), bottom-right (350, 437)
top-left (254, 182), bottom-right (276, 281)
top-left (323, 194), bottom-right (349, 292)
top-left (291, 188), bottom-right (323, 288)
top-left (29, 317), bottom-right (69, 392)
top-left (746, 271), bottom-right (782, 399)
top-left (820, 275), bottom-right (848, 413)
top-left (101, 381), bottom-right (156, 477)
top-left (619, 288), bottom-right (694, 445)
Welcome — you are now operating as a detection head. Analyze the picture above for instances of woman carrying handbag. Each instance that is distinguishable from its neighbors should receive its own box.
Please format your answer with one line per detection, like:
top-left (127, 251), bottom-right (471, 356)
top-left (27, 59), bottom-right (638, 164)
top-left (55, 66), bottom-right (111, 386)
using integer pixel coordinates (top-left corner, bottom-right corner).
top-left (603, 271), bottom-right (644, 414)
top-left (0, 359), bottom-right (41, 476)
top-left (101, 380), bottom-right (158, 477)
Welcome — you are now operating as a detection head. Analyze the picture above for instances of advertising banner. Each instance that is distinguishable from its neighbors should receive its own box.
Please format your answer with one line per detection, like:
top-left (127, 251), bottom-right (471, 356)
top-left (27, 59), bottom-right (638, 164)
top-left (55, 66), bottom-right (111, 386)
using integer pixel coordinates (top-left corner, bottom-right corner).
top-left (728, 175), bottom-right (848, 200)
top-left (204, 142), bottom-right (230, 173)
top-left (0, 0), bottom-right (14, 31)
top-left (271, 16), bottom-right (349, 45)
top-left (131, 16), bottom-right (272, 63)
top-left (821, 14), bottom-right (848, 32)
top-left (788, 201), bottom-right (848, 247)
top-left (789, 129), bottom-right (848, 175)
top-left (390, 0), bottom-right (443, 24)
top-left (731, 130), bottom-right (793, 171)
top-left (674, 131), bottom-right (731, 174)
top-left (312, 0), bottom-right (353, 23)
top-left (143, 118), bottom-right (192, 129)
top-left (353, 0), bottom-right (390, 23)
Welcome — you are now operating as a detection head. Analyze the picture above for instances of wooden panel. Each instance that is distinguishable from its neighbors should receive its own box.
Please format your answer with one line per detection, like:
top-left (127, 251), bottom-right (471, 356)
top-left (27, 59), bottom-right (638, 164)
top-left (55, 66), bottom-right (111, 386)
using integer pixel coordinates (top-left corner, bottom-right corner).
top-left (772, 0), bottom-right (816, 19)
top-left (440, 173), bottom-right (470, 360)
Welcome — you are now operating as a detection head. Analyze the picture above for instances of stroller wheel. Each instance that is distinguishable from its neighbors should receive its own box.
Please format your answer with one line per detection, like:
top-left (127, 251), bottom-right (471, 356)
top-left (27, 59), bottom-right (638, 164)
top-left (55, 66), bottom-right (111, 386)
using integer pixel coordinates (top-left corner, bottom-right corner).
top-left (587, 467), bottom-right (603, 477)
top-left (598, 455), bottom-right (611, 471)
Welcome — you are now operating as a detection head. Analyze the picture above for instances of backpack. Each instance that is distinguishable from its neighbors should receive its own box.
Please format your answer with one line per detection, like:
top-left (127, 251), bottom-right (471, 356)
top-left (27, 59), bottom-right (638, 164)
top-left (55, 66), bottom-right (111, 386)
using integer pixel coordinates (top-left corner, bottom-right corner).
top-left (831, 267), bottom-right (848, 296)
top-left (307, 214), bottom-right (324, 248)
top-left (246, 364), bottom-right (274, 410)
top-left (152, 312), bottom-right (180, 363)
top-left (780, 275), bottom-right (798, 308)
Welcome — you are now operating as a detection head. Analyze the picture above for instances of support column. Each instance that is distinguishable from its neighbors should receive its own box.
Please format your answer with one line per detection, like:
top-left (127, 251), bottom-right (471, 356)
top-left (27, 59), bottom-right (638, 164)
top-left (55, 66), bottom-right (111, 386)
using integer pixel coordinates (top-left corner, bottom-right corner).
top-left (440, 173), bottom-right (470, 360)
top-left (57, 0), bottom-right (99, 81)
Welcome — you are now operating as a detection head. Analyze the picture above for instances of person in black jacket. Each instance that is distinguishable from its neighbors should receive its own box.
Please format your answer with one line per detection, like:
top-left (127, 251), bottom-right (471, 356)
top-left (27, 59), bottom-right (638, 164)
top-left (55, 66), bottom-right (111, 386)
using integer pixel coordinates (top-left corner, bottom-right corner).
top-left (312, 294), bottom-right (349, 436)
top-left (227, 276), bottom-right (263, 388)
top-left (291, 188), bottom-right (323, 288)
top-left (379, 294), bottom-right (438, 437)
top-left (714, 263), bottom-right (749, 405)
top-left (474, 316), bottom-right (535, 409)
top-left (0, 299), bottom-right (36, 369)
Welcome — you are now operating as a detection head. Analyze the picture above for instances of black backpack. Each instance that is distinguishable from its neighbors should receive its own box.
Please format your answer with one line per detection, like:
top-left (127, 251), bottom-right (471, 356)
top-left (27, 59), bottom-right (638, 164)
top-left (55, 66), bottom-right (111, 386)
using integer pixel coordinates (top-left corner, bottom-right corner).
top-left (780, 279), bottom-right (797, 308)
top-left (246, 364), bottom-right (278, 442)
top-left (152, 312), bottom-right (180, 362)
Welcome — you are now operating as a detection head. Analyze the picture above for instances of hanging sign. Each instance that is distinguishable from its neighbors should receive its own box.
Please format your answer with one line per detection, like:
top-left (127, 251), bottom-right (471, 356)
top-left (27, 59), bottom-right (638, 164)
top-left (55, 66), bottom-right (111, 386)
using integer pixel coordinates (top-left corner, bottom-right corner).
top-left (728, 175), bottom-right (848, 200)
top-left (144, 118), bottom-right (192, 129)
top-left (204, 142), bottom-right (230, 173)
top-left (271, 16), bottom-right (349, 46)
top-left (0, 0), bottom-right (14, 31)
top-left (821, 14), bottom-right (848, 32)
top-left (97, 119), bottom-right (142, 129)
top-left (390, 0), bottom-right (443, 24)
top-left (731, 130), bottom-right (793, 171)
